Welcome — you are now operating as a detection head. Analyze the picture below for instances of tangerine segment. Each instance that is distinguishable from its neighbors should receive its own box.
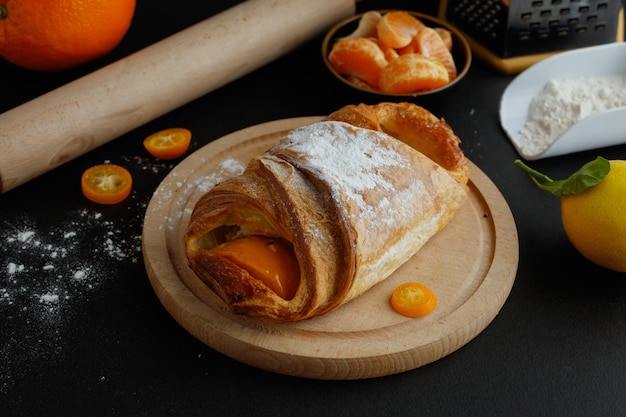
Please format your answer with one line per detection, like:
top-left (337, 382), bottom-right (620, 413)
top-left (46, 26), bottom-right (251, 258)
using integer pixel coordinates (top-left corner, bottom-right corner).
top-left (373, 38), bottom-right (400, 62)
top-left (396, 37), bottom-right (419, 55)
top-left (434, 27), bottom-right (454, 50)
top-left (212, 236), bottom-right (300, 300)
top-left (379, 53), bottom-right (449, 94)
top-left (414, 26), bottom-right (457, 80)
top-left (345, 75), bottom-right (378, 92)
top-left (376, 11), bottom-right (424, 49)
top-left (346, 10), bottom-right (382, 38)
top-left (81, 164), bottom-right (132, 205)
top-left (329, 37), bottom-right (388, 88)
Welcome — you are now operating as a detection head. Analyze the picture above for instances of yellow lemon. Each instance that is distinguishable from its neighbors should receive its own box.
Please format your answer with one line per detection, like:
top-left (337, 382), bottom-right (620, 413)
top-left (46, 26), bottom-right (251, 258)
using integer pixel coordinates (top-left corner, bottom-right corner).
top-left (560, 160), bottom-right (626, 272)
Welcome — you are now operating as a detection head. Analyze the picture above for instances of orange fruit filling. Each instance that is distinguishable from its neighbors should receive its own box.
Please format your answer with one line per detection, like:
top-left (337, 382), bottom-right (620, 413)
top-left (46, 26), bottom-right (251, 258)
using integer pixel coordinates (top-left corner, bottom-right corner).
top-left (211, 236), bottom-right (300, 300)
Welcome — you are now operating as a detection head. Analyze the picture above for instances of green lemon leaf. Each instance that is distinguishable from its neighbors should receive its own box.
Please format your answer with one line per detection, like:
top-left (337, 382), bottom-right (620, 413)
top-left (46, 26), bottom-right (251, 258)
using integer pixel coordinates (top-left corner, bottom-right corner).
top-left (514, 157), bottom-right (610, 197)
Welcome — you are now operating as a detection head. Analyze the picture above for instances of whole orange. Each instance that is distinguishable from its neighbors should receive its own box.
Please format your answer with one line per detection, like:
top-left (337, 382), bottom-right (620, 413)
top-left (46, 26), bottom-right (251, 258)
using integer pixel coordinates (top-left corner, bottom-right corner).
top-left (0, 0), bottom-right (136, 72)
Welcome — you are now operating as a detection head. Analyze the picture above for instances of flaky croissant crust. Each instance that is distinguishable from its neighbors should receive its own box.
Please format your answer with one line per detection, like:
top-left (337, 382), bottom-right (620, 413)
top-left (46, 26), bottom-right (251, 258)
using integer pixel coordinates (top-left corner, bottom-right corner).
top-left (184, 103), bottom-right (469, 322)
top-left (326, 102), bottom-right (469, 185)
top-left (185, 151), bottom-right (353, 321)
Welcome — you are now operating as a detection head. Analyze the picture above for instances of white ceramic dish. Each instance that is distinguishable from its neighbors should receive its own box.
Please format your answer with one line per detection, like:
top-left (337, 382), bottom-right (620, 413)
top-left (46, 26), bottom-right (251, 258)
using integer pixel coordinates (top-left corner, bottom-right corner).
top-left (499, 42), bottom-right (626, 160)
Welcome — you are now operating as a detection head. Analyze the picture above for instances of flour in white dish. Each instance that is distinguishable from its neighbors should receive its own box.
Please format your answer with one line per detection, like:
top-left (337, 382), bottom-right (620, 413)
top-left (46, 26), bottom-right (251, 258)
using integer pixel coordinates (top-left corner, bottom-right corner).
top-left (520, 75), bottom-right (626, 156)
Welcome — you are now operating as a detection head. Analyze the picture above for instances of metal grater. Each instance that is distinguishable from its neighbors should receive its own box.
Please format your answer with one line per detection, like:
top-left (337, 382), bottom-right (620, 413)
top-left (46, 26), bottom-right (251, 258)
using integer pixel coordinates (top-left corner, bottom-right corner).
top-left (438, 0), bottom-right (624, 73)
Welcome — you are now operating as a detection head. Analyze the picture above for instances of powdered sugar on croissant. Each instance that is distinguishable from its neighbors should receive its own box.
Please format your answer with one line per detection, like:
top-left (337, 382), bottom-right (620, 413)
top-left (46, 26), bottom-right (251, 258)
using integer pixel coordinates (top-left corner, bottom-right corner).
top-left (326, 102), bottom-right (468, 185)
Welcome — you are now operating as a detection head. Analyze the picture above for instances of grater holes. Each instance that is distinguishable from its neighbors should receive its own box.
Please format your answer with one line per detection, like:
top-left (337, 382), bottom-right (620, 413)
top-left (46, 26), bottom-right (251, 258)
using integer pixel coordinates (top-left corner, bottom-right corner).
top-left (519, 0), bottom-right (616, 38)
top-left (537, 29), bottom-right (551, 38)
top-left (443, 0), bottom-right (621, 58)
top-left (556, 27), bottom-right (570, 36)
top-left (449, 0), bottom-right (507, 45)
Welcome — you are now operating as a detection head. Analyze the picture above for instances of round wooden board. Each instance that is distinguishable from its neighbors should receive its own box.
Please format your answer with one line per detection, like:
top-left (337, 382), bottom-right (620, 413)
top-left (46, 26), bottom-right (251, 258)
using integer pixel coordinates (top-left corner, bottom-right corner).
top-left (142, 117), bottom-right (519, 380)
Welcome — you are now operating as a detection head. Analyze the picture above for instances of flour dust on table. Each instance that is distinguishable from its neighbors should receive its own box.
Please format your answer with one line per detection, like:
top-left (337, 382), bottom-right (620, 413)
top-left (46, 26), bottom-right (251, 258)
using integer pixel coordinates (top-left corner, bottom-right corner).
top-left (0, 207), bottom-right (142, 393)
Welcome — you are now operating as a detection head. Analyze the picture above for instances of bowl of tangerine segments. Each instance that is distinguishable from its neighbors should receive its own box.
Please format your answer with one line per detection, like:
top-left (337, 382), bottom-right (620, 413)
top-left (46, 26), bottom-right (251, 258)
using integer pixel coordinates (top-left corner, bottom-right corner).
top-left (322, 10), bottom-right (471, 96)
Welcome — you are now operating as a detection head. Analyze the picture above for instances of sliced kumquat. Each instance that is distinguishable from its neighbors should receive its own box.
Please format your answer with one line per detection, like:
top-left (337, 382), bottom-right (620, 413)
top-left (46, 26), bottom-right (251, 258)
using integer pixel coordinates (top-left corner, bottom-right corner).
top-left (415, 26), bottom-right (457, 80)
top-left (376, 11), bottom-right (424, 49)
top-left (390, 282), bottom-right (437, 318)
top-left (143, 127), bottom-right (192, 160)
top-left (379, 53), bottom-right (449, 94)
top-left (81, 164), bottom-right (132, 205)
top-left (346, 10), bottom-right (382, 39)
top-left (329, 37), bottom-right (388, 88)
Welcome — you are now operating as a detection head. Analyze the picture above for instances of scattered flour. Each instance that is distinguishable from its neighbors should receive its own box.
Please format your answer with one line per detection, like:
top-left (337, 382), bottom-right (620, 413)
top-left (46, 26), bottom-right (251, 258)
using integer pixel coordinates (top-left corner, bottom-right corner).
top-left (1, 209), bottom-right (141, 310)
top-left (519, 74), bottom-right (626, 156)
top-left (0, 138), bottom-right (197, 396)
top-left (123, 154), bottom-right (177, 174)
top-left (1, 144), bottom-right (242, 395)
top-left (0, 208), bottom-right (143, 394)
top-left (149, 156), bottom-right (246, 234)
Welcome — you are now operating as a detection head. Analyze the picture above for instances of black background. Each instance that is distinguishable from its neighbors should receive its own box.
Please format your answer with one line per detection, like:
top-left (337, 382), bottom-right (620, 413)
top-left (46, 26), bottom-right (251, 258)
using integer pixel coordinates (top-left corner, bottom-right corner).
top-left (2, 1), bottom-right (626, 416)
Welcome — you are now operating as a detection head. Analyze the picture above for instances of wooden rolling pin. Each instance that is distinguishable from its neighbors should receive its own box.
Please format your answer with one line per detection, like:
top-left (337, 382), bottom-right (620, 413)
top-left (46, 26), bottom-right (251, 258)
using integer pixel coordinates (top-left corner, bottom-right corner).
top-left (0, 0), bottom-right (355, 194)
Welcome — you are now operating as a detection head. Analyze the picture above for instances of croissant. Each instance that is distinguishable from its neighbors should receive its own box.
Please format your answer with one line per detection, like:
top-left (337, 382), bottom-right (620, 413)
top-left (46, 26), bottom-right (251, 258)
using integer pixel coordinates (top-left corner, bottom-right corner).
top-left (184, 103), bottom-right (469, 322)
top-left (326, 102), bottom-right (468, 184)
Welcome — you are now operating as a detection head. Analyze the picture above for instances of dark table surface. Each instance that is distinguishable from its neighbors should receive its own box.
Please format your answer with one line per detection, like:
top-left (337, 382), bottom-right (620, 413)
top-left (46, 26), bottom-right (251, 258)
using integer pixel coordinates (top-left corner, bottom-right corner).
top-left (2, 1), bottom-right (626, 416)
